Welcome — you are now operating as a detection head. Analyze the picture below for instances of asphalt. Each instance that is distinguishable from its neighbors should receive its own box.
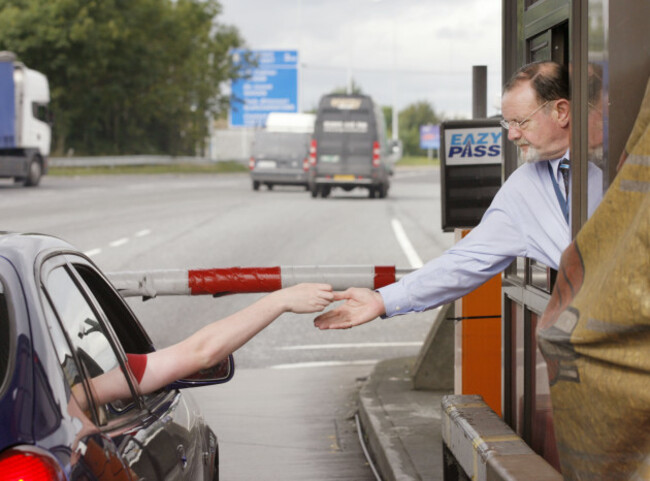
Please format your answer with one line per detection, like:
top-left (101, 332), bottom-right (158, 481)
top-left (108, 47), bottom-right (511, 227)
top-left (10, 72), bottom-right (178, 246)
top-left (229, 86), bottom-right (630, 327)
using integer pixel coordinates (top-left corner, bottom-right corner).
top-left (357, 356), bottom-right (451, 481)
top-left (191, 357), bottom-right (450, 480)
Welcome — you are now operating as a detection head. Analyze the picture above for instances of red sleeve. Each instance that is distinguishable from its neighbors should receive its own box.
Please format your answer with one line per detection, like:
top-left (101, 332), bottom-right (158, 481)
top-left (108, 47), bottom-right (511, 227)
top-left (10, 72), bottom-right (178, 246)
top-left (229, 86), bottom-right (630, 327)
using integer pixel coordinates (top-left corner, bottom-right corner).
top-left (126, 353), bottom-right (148, 384)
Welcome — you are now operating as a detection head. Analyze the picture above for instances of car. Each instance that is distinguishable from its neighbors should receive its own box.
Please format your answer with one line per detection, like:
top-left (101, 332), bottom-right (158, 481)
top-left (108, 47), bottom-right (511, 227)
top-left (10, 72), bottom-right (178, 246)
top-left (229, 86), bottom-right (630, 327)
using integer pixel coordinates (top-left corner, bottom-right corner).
top-left (249, 130), bottom-right (312, 190)
top-left (308, 94), bottom-right (399, 199)
top-left (0, 231), bottom-right (234, 480)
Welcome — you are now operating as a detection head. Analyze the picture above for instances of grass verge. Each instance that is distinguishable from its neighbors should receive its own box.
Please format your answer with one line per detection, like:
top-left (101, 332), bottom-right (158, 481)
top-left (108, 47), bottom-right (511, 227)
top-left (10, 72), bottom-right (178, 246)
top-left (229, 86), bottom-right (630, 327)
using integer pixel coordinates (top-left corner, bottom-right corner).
top-left (396, 155), bottom-right (440, 167)
top-left (48, 161), bottom-right (248, 176)
top-left (48, 157), bottom-right (437, 176)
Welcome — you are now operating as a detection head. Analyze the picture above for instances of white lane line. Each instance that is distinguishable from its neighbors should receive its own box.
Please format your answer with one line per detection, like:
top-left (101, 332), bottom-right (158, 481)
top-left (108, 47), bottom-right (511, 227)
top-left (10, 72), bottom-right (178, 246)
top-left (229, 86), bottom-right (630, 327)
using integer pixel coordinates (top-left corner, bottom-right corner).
top-left (276, 342), bottom-right (422, 351)
top-left (391, 218), bottom-right (423, 268)
top-left (271, 360), bottom-right (378, 370)
top-left (109, 237), bottom-right (129, 247)
top-left (84, 229), bottom-right (152, 258)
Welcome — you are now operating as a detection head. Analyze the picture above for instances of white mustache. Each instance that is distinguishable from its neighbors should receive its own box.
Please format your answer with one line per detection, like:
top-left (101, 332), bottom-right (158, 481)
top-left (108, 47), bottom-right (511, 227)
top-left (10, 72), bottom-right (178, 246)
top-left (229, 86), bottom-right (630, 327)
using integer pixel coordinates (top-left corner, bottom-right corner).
top-left (514, 140), bottom-right (530, 147)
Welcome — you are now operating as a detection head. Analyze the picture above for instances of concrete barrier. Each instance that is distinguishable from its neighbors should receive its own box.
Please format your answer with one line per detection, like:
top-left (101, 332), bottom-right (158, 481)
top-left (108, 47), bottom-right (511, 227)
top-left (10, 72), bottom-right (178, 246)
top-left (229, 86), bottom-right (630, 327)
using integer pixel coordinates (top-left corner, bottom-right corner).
top-left (411, 303), bottom-right (455, 391)
top-left (441, 395), bottom-right (561, 481)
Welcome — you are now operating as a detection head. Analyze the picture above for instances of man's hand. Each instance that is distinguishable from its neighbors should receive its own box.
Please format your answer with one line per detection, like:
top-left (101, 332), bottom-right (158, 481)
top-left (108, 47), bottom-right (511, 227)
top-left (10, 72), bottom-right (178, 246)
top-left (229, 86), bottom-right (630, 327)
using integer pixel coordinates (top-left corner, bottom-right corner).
top-left (313, 287), bottom-right (386, 330)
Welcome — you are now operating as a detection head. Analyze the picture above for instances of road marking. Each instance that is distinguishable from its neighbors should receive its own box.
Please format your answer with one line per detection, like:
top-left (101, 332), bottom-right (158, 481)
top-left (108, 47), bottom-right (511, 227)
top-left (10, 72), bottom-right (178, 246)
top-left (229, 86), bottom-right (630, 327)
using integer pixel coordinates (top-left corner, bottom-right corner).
top-left (86, 229), bottom-right (152, 257)
top-left (271, 360), bottom-right (378, 369)
top-left (391, 218), bottom-right (423, 268)
top-left (109, 237), bottom-right (129, 247)
top-left (277, 342), bottom-right (422, 351)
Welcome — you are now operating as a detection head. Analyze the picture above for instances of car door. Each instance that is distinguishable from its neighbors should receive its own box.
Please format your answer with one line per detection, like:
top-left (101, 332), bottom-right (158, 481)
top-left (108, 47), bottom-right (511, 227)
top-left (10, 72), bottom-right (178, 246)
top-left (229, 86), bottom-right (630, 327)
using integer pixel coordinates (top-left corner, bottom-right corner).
top-left (40, 253), bottom-right (210, 480)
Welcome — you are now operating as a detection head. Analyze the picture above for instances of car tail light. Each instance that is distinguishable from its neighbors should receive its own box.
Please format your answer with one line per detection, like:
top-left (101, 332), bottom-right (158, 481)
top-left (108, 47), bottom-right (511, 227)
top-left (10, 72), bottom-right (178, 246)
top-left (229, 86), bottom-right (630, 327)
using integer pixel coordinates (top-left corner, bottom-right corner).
top-left (0, 446), bottom-right (65, 480)
top-left (309, 139), bottom-right (317, 166)
top-left (249, 156), bottom-right (255, 170)
top-left (372, 141), bottom-right (380, 168)
top-left (302, 157), bottom-right (309, 172)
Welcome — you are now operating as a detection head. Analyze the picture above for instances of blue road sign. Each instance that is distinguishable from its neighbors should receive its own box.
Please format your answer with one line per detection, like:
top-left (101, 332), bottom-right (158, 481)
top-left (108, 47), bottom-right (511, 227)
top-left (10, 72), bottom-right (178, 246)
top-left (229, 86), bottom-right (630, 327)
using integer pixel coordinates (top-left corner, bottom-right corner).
top-left (230, 50), bottom-right (298, 127)
top-left (420, 124), bottom-right (440, 150)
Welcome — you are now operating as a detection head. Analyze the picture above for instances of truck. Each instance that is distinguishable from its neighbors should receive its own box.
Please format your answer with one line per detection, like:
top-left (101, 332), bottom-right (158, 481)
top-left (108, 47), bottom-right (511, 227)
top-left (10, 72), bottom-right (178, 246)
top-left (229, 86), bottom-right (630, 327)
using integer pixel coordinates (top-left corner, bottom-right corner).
top-left (0, 51), bottom-right (50, 187)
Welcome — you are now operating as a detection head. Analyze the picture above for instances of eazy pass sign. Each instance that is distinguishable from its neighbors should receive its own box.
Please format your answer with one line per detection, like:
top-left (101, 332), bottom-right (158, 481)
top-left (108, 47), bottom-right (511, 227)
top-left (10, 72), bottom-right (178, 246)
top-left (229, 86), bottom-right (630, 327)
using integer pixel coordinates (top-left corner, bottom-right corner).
top-left (444, 126), bottom-right (502, 165)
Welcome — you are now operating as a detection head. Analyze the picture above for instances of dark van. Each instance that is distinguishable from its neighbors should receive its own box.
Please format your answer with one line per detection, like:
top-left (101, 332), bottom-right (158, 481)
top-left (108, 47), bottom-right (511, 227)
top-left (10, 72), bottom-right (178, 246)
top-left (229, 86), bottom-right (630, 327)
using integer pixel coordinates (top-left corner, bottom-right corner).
top-left (249, 130), bottom-right (311, 190)
top-left (308, 94), bottom-right (395, 198)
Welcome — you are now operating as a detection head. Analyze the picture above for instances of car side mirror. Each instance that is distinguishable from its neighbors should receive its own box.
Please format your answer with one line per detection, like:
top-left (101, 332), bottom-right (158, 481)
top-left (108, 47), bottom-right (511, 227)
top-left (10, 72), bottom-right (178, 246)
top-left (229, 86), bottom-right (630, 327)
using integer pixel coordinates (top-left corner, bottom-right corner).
top-left (387, 139), bottom-right (403, 166)
top-left (168, 354), bottom-right (235, 389)
top-left (390, 139), bottom-right (403, 156)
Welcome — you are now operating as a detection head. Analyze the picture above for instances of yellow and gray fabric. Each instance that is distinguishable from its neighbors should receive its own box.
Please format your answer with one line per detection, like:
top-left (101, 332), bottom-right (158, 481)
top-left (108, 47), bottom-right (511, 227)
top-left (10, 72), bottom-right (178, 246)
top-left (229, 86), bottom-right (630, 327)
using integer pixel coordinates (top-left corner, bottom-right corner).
top-left (537, 77), bottom-right (650, 480)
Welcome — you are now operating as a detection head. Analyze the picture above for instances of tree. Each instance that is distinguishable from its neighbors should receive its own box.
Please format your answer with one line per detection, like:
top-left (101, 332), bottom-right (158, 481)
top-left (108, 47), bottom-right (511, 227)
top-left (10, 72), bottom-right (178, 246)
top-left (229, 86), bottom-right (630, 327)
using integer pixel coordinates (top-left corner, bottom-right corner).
top-left (398, 100), bottom-right (441, 156)
top-left (330, 78), bottom-right (364, 95)
top-left (382, 106), bottom-right (393, 137)
top-left (0, 0), bottom-right (247, 156)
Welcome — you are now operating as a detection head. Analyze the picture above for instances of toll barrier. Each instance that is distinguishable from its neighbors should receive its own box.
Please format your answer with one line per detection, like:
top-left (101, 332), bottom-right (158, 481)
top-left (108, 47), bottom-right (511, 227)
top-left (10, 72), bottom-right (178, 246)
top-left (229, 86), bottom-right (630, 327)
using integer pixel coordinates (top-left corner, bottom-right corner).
top-left (108, 265), bottom-right (413, 298)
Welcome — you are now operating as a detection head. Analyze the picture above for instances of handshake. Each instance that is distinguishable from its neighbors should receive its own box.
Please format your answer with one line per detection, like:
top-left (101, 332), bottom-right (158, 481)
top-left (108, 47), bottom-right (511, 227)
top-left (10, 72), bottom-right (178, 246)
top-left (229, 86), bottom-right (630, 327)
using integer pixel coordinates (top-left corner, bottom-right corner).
top-left (277, 283), bottom-right (387, 330)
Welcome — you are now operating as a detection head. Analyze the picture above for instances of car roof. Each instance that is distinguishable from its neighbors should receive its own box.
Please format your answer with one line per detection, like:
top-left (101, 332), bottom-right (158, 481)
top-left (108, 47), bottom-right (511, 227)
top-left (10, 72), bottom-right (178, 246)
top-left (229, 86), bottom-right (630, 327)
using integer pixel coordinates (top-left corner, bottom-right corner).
top-left (0, 232), bottom-right (75, 267)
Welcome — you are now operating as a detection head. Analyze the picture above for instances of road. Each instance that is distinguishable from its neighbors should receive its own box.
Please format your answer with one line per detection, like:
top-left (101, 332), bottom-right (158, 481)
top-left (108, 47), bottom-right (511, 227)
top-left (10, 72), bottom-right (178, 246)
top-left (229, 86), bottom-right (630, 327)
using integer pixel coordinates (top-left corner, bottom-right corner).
top-left (1, 166), bottom-right (454, 479)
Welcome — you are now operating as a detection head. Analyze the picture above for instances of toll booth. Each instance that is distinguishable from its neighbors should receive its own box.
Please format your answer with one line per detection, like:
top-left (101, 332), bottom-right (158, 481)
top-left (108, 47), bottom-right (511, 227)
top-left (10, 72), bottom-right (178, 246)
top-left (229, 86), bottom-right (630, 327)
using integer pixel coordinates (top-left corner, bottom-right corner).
top-left (439, 119), bottom-right (503, 231)
top-left (441, 1), bottom-right (650, 480)
top-left (439, 119), bottom-right (505, 416)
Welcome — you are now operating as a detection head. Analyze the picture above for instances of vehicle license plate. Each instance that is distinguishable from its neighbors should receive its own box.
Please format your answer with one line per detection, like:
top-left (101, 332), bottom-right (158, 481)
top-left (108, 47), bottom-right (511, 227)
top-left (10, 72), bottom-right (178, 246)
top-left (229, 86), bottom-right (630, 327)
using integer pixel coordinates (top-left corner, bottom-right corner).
top-left (334, 175), bottom-right (355, 181)
top-left (257, 160), bottom-right (277, 169)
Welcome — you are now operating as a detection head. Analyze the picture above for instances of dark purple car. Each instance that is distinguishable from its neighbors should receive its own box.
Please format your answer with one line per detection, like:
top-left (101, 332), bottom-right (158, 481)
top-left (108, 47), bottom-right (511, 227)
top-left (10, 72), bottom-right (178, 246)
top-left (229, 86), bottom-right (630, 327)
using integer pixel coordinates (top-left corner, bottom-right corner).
top-left (0, 232), bottom-right (233, 480)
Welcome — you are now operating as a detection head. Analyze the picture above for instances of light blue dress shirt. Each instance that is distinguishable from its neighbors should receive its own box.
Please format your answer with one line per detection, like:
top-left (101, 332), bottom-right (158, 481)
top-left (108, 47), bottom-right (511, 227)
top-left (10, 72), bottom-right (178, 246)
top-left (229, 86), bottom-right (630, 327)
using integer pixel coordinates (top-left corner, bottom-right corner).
top-left (378, 153), bottom-right (603, 317)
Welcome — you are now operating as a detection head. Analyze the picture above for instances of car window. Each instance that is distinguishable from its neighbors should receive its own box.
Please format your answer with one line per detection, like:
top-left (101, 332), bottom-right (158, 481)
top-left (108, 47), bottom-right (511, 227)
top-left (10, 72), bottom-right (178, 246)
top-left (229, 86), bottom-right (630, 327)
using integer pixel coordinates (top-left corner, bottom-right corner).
top-left (41, 297), bottom-right (96, 421)
top-left (73, 263), bottom-right (153, 355)
top-left (70, 263), bottom-right (169, 406)
top-left (44, 266), bottom-right (137, 425)
top-left (252, 132), bottom-right (309, 159)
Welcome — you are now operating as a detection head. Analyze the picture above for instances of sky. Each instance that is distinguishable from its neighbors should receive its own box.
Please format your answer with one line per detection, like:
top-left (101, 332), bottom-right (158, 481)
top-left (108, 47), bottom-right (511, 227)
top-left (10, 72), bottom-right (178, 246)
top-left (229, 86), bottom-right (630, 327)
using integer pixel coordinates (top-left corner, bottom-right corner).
top-left (218, 0), bottom-right (503, 119)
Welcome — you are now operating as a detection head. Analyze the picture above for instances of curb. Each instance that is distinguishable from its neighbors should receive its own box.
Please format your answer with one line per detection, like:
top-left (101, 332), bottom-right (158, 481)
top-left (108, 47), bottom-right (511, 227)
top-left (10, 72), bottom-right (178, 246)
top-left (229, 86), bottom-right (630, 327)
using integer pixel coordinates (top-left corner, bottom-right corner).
top-left (358, 356), bottom-right (449, 481)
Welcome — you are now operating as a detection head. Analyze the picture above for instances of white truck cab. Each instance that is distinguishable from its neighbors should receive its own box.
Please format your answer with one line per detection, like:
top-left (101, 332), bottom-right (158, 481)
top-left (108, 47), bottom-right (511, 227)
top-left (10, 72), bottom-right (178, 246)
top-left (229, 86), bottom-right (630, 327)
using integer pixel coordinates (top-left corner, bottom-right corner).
top-left (0, 51), bottom-right (51, 186)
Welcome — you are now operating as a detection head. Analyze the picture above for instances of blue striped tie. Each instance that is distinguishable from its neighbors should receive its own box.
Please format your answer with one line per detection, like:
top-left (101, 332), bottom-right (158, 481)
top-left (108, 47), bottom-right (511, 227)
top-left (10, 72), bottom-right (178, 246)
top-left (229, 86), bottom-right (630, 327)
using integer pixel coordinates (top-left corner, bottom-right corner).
top-left (559, 158), bottom-right (570, 199)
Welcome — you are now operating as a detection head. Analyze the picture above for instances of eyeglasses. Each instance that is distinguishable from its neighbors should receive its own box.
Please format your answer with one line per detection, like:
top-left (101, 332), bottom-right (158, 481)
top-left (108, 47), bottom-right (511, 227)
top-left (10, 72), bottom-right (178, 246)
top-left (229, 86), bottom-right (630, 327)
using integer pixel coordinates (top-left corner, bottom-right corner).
top-left (500, 100), bottom-right (550, 131)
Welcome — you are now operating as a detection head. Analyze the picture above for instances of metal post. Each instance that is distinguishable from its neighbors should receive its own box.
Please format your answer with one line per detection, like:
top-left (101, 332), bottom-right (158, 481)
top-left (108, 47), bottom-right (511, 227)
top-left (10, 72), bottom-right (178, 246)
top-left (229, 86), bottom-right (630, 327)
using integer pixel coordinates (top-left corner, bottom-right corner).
top-left (392, 20), bottom-right (399, 140)
top-left (472, 65), bottom-right (488, 119)
top-left (570, 0), bottom-right (589, 238)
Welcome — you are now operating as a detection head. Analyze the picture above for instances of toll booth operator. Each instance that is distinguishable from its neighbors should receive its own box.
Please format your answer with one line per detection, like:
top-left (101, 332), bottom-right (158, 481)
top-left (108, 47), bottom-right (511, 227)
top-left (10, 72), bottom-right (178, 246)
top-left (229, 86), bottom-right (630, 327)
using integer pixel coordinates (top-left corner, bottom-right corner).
top-left (314, 61), bottom-right (604, 330)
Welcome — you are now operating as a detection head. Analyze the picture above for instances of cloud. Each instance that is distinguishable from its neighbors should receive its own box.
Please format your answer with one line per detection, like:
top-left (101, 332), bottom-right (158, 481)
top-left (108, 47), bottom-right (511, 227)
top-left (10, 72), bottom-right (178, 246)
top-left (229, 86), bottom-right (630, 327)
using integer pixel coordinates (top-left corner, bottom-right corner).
top-left (219, 0), bottom-right (502, 118)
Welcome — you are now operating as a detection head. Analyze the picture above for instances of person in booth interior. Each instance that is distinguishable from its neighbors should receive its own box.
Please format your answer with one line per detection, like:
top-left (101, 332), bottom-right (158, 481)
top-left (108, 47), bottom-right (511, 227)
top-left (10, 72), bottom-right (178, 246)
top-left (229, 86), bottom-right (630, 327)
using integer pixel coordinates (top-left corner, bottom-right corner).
top-left (314, 60), bottom-right (604, 330)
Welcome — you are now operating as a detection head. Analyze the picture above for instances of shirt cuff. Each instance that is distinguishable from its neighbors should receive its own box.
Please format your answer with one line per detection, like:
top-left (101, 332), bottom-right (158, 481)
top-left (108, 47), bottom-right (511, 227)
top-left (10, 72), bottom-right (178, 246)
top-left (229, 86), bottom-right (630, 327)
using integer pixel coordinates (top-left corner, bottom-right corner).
top-left (377, 282), bottom-right (410, 318)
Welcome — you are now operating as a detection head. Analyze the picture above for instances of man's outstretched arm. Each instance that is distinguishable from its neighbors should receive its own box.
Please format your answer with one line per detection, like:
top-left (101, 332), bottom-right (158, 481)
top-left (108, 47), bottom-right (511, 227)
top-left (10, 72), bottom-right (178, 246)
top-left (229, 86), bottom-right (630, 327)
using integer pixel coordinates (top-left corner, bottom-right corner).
top-left (313, 287), bottom-right (386, 330)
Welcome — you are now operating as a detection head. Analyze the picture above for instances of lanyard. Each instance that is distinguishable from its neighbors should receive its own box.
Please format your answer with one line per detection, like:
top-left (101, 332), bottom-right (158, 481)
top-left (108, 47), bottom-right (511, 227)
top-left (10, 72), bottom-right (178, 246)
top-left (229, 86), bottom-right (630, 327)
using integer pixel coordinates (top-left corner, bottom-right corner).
top-left (547, 161), bottom-right (569, 223)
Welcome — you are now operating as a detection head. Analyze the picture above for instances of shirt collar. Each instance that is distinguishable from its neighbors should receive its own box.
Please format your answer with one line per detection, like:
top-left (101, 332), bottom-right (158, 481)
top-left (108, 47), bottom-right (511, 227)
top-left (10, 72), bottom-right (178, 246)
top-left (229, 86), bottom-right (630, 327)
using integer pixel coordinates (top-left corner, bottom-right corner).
top-left (548, 149), bottom-right (571, 176)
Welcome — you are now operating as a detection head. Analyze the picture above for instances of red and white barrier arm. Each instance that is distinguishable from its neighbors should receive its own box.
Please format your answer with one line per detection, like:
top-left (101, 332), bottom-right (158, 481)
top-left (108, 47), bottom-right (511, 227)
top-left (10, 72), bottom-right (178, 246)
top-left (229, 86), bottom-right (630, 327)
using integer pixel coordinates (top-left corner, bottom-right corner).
top-left (107, 265), bottom-right (415, 298)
